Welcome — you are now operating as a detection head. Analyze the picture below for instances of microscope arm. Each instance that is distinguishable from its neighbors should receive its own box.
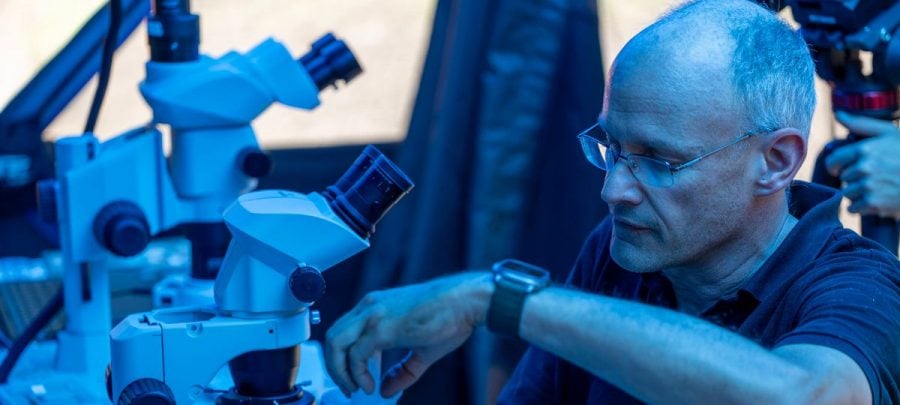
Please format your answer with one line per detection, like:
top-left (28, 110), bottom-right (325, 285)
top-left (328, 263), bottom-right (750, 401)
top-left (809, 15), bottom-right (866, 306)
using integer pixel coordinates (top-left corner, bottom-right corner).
top-left (214, 144), bottom-right (413, 316)
top-left (214, 191), bottom-right (370, 315)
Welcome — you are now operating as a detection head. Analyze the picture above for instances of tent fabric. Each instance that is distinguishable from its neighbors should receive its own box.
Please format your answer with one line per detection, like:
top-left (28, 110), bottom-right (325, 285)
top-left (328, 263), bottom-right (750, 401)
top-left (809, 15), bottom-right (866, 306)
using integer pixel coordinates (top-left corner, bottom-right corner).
top-left (356, 0), bottom-right (608, 403)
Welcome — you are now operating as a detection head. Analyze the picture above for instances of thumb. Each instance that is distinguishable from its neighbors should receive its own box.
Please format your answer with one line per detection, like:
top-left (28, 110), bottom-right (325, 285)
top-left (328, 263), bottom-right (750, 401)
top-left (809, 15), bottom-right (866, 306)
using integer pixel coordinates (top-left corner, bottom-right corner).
top-left (825, 142), bottom-right (861, 177)
top-left (835, 111), bottom-right (898, 137)
top-left (380, 351), bottom-right (435, 398)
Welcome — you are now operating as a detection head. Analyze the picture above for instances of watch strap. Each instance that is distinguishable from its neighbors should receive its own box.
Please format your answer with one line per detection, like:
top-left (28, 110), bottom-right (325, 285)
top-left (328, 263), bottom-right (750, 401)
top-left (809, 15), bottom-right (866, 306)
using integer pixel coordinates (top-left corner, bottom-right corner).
top-left (486, 279), bottom-right (528, 338)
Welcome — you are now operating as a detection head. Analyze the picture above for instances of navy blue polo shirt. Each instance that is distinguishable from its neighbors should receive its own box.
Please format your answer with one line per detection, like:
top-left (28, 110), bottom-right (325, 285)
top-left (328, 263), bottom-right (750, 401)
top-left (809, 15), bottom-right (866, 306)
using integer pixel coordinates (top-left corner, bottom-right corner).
top-left (499, 181), bottom-right (900, 404)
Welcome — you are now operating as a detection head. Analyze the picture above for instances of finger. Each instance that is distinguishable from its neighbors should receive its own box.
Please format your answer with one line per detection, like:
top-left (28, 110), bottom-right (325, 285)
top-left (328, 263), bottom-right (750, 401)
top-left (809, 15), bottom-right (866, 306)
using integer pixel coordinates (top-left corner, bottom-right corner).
top-left (324, 335), bottom-right (357, 393)
top-left (348, 336), bottom-right (379, 394)
top-left (835, 111), bottom-right (900, 137)
top-left (381, 351), bottom-right (433, 398)
top-left (842, 180), bottom-right (867, 201)
top-left (839, 164), bottom-right (865, 183)
top-left (847, 196), bottom-right (871, 214)
top-left (324, 312), bottom-right (368, 393)
top-left (825, 143), bottom-right (861, 176)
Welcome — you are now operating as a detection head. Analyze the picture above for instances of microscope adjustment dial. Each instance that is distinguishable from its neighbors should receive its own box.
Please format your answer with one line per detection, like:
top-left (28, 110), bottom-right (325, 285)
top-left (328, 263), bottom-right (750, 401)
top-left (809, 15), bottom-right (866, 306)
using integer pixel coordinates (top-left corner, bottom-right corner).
top-left (117, 378), bottom-right (175, 405)
top-left (93, 201), bottom-right (151, 257)
top-left (237, 147), bottom-right (273, 178)
top-left (289, 266), bottom-right (326, 303)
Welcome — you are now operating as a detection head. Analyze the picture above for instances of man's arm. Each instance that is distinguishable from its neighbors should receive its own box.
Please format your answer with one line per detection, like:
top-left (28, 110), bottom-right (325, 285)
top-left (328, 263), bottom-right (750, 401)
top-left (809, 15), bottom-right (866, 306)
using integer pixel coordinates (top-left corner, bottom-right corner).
top-left (519, 286), bottom-right (872, 404)
top-left (325, 273), bottom-right (873, 404)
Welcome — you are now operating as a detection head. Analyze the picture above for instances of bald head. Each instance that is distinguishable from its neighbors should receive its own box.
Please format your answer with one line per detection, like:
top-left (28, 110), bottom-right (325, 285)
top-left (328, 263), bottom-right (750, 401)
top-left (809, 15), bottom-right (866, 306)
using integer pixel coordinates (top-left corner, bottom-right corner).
top-left (616, 0), bottom-right (743, 78)
top-left (607, 0), bottom-right (816, 137)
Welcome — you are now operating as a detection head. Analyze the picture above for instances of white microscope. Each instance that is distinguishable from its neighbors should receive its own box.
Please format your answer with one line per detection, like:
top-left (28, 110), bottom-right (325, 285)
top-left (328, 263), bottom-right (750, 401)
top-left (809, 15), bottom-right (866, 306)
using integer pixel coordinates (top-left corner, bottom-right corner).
top-left (36, 0), bottom-right (363, 390)
top-left (109, 145), bottom-right (413, 404)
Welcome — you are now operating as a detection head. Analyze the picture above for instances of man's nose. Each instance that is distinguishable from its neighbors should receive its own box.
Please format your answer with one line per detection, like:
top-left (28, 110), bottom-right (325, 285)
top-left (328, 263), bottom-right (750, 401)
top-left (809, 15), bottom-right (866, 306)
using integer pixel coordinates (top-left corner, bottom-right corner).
top-left (601, 158), bottom-right (643, 206)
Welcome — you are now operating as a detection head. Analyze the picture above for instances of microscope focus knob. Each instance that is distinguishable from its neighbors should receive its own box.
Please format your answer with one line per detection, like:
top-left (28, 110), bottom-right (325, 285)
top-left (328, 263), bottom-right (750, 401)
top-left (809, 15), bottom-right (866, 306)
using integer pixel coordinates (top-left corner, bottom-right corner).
top-left (237, 147), bottom-right (273, 178)
top-left (118, 378), bottom-right (175, 405)
top-left (289, 266), bottom-right (326, 303)
top-left (93, 201), bottom-right (151, 257)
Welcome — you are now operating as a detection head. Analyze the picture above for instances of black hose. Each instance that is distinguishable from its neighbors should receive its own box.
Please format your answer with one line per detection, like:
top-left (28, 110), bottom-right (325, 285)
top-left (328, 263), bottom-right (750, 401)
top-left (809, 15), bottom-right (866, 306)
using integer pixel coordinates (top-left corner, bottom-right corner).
top-left (0, 287), bottom-right (64, 383)
top-left (84, 0), bottom-right (123, 134)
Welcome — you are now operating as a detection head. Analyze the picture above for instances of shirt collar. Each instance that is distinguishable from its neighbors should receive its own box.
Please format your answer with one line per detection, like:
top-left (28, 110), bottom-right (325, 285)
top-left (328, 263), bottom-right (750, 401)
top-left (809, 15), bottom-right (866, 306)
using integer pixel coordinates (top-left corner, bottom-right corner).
top-left (740, 181), bottom-right (843, 303)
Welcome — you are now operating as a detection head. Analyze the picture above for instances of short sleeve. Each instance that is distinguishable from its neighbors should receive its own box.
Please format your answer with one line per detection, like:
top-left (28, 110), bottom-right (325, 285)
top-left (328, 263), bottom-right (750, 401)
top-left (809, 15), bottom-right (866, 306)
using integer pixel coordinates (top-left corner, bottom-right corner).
top-left (775, 252), bottom-right (900, 405)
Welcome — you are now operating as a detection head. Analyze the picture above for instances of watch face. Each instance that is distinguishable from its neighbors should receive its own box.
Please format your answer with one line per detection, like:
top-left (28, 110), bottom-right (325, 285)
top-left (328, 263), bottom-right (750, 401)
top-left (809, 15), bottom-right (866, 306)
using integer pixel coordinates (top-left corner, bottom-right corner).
top-left (493, 259), bottom-right (551, 291)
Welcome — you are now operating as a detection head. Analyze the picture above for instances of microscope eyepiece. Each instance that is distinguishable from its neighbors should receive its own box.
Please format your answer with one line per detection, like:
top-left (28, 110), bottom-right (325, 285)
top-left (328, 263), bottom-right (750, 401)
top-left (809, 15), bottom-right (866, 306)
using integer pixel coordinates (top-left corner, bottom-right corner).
top-left (322, 145), bottom-right (381, 201)
top-left (328, 146), bottom-right (413, 239)
top-left (299, 33), bottom-right (363, 90)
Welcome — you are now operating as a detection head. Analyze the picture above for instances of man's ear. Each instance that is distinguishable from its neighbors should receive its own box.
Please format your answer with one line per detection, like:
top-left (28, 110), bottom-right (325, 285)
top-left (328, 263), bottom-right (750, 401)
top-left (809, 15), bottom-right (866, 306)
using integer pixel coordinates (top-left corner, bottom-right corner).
top-left (754, 128), bottom-right (807, 197)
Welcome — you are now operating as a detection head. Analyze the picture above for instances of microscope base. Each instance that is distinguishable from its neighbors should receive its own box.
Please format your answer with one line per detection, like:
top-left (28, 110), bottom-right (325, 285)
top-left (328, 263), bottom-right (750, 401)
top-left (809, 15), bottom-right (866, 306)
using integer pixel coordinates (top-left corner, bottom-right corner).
top-left (0, 340), bottom-right (110, 404)
top-left (110, 307), bottom-right (316, 404)
top-left (0, 339), bottom-right (333, 404)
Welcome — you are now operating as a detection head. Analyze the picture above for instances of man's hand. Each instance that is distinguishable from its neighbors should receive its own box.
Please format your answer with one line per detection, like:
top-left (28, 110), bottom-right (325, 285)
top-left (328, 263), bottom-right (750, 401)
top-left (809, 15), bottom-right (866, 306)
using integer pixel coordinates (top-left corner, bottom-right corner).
top-left (825, 111), bottom-right (900, 219)
top-left (324, 272), bottom-right (492, 398)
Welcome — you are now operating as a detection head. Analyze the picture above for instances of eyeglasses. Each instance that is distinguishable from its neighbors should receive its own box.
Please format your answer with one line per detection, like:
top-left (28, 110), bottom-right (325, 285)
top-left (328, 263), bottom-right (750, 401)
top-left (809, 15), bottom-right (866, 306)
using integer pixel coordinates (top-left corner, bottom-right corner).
top-left (577, 122), bottom-right (769, 188)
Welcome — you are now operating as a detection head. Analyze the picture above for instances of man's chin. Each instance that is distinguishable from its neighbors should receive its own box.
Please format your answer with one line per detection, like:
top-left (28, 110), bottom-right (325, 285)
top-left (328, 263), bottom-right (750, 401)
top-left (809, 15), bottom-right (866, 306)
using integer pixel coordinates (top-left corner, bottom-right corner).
top-left (610, 238), bottom-right (658, 273)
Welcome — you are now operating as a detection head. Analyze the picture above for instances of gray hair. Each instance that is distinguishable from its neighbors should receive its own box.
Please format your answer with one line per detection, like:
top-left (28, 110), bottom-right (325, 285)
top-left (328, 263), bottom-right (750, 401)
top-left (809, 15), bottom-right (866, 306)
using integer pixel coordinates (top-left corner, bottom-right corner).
top-left (654, 0), bottom-right (817, 136)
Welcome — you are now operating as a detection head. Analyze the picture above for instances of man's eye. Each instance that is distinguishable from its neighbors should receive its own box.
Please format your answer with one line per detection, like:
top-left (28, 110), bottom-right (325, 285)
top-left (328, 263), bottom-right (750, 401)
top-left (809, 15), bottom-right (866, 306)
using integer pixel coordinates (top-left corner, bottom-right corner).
top-left (639, 149), bottom-right (677, 164)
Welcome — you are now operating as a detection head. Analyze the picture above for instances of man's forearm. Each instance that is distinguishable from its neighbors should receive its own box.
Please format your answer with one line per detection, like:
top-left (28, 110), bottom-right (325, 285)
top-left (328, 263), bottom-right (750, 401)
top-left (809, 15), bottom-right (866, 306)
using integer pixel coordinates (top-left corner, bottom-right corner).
top-left (518, 287), bottom-right (811, 404)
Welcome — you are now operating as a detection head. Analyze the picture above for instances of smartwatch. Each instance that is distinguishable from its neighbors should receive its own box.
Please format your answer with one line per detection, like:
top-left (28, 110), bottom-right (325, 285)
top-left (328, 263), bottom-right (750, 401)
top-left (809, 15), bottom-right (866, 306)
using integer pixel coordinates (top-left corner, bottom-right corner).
top-left (486, 259), bottom-right (551, 338)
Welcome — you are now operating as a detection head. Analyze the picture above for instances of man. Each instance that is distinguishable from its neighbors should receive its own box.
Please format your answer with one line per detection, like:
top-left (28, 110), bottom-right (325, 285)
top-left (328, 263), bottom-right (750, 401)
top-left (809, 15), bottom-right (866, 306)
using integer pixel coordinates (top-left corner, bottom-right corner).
top-left (325, 0), bottom-right (900, 403)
